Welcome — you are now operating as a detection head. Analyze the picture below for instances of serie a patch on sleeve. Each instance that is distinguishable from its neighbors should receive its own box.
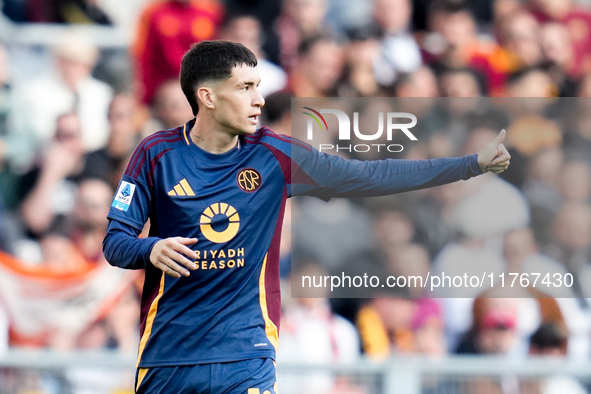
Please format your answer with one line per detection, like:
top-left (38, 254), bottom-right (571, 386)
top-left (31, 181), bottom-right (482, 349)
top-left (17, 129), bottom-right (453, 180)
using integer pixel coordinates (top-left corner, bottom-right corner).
top-left (112, 181), bottom-right (136, 212)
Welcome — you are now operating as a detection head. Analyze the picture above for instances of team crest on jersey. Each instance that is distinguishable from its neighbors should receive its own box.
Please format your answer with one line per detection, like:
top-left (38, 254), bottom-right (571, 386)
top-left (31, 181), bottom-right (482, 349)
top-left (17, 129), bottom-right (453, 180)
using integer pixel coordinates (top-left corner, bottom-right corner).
top-left (112, 181), bottom-right (136, 212)
top-left (237, 168), bottom-right (261, 192)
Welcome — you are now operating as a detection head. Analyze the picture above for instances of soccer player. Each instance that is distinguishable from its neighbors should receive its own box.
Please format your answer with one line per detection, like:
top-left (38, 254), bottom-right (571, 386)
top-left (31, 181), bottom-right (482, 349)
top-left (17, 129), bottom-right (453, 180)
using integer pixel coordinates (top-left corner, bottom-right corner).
top-left (103, 40), bottom-right (510, 393)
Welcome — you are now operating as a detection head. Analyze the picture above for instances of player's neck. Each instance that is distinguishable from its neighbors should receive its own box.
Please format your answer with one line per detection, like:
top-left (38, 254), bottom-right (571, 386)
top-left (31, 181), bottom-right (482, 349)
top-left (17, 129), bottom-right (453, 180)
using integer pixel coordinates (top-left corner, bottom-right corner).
top-left (190, 116), bottom-right (239, 154)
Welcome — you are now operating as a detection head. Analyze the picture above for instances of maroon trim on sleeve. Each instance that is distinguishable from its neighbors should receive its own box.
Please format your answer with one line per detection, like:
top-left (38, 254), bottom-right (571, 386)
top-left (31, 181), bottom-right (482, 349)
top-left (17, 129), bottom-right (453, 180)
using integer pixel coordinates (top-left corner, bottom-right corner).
top-left (147, 149), bottom-right (173, 187)
top-left (245, 127), bottom-right (313, 151)
top-left (125, 130), bottom-right (178, 176)
top-left (131, 135), bottom-right (182, 179)
top-left (260, 142), bottom-right (318, 186)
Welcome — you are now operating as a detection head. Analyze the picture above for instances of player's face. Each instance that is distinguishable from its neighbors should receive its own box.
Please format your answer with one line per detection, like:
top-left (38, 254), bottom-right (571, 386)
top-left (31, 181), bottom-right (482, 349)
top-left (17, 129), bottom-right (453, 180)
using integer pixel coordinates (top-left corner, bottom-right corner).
top-left (212, 65), bottom-right (264, 135)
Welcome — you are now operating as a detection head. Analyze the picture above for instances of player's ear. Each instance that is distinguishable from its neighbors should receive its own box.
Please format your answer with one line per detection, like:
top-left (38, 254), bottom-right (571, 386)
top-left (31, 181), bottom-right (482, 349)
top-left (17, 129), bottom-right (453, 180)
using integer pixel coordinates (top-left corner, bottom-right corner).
top-left (197, 86), bottom-right (215, 110)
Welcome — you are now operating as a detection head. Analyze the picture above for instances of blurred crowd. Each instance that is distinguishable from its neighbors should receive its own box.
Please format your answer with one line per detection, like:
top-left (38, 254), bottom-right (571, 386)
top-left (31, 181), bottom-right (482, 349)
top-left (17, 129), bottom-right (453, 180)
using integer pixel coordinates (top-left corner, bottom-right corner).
top-left (0, 0), bottom-right (591, 393)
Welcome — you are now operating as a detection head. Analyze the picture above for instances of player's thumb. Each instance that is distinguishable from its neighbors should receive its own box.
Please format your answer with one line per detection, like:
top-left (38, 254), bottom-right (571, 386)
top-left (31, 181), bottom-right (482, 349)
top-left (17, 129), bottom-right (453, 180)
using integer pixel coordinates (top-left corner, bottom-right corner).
top-left (490, 129), bottom-right (506, 147)
top-left (177, 237), bottom-right (198, 245)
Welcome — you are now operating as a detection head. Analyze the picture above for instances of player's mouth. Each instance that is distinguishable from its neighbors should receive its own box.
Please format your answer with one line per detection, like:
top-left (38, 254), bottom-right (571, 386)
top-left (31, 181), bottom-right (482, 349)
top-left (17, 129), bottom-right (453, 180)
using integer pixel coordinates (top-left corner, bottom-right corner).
top-left (248, 114), bottom-right (260, 124)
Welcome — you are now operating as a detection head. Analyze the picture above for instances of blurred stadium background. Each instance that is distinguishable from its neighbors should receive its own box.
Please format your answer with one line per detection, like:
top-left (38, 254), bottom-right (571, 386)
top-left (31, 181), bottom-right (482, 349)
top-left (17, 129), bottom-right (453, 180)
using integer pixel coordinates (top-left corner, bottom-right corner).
top-left (0, 0), bottom-right (591, 393)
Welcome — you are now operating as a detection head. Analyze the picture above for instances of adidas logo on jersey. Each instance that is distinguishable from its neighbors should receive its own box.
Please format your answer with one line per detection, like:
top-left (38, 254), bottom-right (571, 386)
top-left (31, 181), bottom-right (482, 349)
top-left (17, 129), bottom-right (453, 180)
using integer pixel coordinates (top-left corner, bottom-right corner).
top-left (168, 179), bottom-right (195, 196)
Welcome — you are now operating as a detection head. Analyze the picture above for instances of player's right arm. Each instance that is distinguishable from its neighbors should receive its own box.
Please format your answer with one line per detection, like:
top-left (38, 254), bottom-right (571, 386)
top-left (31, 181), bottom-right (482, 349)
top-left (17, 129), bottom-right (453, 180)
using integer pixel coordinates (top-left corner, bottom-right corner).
top-left (103, 220), bottom-right (198, 278)
top-left (102, 132), bottom-right (198, 278)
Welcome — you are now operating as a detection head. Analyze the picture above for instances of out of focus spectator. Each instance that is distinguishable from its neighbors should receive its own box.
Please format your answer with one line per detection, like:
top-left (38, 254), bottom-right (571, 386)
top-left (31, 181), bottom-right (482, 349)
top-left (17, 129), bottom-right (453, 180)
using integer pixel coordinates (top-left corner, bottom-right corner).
top-left (328, 207), bottom-right (412, 322)
top-left (20, 113), bottom-right (85, 238)
top-left (547, 203), bottom-right (591, 300)
top-left (38, 232), bottom-right (88, 274)
top-left (372, 209), bottom-right (416, 252)
top-left (503, 228), bottom-right (570, 297)
top-left (26, 0), bottom-right (113, 24)
top-left (505, 105), bottom-right (562, 160)
top-left (372, 0), bottom-right (422, 87)
top-left (558, 160), bottom-right (591, 205)
top-left (337, 29), bottom-right (382, 97)
top-left (562, 93), bottom-right (591, 161)
top-left (387, 243), bottom-right (431, 298)
top-left (262, 90), bottom-right (293, 136)
top-left (217, 12), bottom-right (287, 98)
top-left (20, 176), bottom-right (112, 264)
top-left (540, 23), bottom-right (581, 96)
top-left (522, 147), bottom-right (564, 230)
top-left (95, 0), bottom-right (149, 31)
top-left (495, 10), bottom-right (542, 72)
top-left (274, 0), bottom-right (332, 72)
top-left (326, 0), bottom-right (373, 34)
top-left (528, 0), bottom-right (591, 78)
top-left (80, 93), bottom-right (142, 189)
top-left (456, 296), bottom-right (519, 355)
top-left (0, 42), bottom-right (36, 213)
top-left (546, 203), bottom-right (591, 359)
top-left (291, 35), bottom-right (345, 97)
top-left (525, 323), bottom-right (588, 394)
top-left (65, 285), bottom-right (140, 353)
top-left (501, 227), bottom-right (591, 358)
top-left (64, 287), bottom-right (140, 393)
top-left (281, 262), bottom-right (361, 394)
top-left (104, 287), bottom-right (140, 353)
top-left (223, 0), bottom-right (282, 65)
top-left (410, 298), bottom-right (447, 357)
top-left (439, 67), bottom-right (486, 97)
top-left (424, 1), bottom-right (507, 95)
top-left (143, 79), bottom-right (194, 137)
top-left (529, 322), bottom-right (568, 356)
top-left (13, 33), bottom-right (113, 152)
top-left (356, 296), bottom-right (416, 359)
top-left (549, 203), bottom-right (591, 269)
top-left (456, 296), bottom-right (524, 393)
top-left (431, 236), bottom-right (505, 348)
top-left (505, 66), bottom-right (556, 97)
top-left (393, 65), bottom-right (439, 97)
top-left (292, 197), bottom-right (373, 270)
top-left (133, 0), bottom-right (224, 105)
top-left (68, 178), bottom-right (113, 262)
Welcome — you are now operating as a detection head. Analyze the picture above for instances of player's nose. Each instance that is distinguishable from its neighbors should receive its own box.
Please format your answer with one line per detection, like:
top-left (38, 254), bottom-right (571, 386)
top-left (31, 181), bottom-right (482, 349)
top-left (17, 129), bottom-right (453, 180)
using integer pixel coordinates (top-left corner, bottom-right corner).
top-left (253, 88), bottom-right (265, 108)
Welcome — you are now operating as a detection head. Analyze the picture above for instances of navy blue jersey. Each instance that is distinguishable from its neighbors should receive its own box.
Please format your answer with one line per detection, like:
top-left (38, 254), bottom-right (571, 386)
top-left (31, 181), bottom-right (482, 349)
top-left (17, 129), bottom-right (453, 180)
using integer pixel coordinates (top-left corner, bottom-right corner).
top-left (104, 118), bottom-right (483, 367)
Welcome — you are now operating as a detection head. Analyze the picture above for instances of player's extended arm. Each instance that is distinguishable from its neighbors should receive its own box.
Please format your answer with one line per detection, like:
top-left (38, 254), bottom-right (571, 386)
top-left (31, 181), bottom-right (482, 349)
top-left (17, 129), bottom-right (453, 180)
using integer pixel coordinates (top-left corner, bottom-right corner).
top-left (103, 219), bottom-right (198, 278)
top-left (291, 130), bottom-right (510, 199)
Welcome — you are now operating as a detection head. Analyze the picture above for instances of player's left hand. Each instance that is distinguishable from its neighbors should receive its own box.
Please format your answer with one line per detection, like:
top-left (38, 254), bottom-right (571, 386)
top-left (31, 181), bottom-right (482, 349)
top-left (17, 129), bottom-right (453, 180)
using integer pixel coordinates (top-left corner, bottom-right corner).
top-left (477, 129), bottom-right (511, 174)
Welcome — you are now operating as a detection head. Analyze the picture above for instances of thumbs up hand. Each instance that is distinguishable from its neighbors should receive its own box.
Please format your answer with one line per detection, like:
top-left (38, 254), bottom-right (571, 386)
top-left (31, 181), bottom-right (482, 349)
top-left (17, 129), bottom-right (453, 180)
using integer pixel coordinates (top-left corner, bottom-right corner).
top-left (477, 129), bottom-right (511, 174)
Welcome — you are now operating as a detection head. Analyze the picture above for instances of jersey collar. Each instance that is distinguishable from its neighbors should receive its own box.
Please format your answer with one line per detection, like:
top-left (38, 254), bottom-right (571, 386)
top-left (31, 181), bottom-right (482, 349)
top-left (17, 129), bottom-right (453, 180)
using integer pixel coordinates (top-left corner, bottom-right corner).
top-left (182, 118), bottom-right (243, 163)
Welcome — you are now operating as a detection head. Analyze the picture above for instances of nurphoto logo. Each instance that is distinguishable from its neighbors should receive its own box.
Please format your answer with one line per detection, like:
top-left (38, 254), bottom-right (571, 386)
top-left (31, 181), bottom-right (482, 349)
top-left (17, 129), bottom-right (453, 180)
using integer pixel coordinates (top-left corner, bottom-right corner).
top-left (302, 107), bottom-right (418, 153)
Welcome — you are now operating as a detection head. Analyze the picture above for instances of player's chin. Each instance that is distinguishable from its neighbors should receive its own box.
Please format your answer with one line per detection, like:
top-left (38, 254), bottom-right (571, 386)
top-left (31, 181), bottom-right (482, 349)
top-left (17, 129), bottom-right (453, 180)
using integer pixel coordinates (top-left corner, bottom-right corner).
top-left (238, 124), bottom-right (258, 135)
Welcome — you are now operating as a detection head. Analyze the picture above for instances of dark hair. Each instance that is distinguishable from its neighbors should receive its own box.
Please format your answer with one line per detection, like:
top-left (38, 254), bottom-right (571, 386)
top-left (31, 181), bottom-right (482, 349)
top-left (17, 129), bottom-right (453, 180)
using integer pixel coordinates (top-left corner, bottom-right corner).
top-left (219, 7), bottom-right (259, 32)
top-left (262, 90), bottom-right (293, 124)
top-left (530, 322), bottom-right (568, 351)
top-left (429, 0), bottom-right (472, 17)
top-left (506, 65), bottom-right (549, 87)
top-left (440, 66), bottom-right (487, 96)
top-left (180, 40), bottom-right (258, 116)
top-left (297, 34), bottom-right (342, 58)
